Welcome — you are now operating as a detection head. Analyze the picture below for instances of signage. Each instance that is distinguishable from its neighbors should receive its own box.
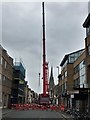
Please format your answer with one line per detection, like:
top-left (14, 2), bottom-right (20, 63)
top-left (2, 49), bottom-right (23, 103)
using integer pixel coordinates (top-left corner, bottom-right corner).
top-left (19, 80), bottom-right (24, 84)
top-left (71, 94), bottom-right (74, 98)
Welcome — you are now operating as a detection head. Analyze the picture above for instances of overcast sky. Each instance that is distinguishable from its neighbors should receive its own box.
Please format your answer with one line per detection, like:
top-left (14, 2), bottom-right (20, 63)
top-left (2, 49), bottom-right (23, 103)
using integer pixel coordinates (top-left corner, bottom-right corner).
top-left (1, 2), bottom-right (88, 93)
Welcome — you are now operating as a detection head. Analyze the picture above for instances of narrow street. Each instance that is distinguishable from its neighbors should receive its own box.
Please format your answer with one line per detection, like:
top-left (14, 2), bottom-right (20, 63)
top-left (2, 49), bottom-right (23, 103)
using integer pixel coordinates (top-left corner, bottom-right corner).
top-left (2, 109), bottom-right (73, 119)
top-left (1, 2), bottom-right (90, 120)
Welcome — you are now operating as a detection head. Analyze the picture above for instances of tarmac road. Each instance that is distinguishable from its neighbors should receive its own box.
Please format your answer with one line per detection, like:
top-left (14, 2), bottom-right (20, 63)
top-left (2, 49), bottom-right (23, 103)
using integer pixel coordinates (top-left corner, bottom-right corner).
top-left (2, 109), bottom-right (67, 119)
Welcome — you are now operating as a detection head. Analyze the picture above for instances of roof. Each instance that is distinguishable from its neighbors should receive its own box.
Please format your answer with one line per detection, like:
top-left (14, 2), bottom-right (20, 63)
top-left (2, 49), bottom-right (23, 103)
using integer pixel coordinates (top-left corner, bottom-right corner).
top-left (83, 13), bottom-right (90, 28)
top-left (60, 54), bottom-right (69, 66)
top-left (60, 49), bottom-right (85, 66)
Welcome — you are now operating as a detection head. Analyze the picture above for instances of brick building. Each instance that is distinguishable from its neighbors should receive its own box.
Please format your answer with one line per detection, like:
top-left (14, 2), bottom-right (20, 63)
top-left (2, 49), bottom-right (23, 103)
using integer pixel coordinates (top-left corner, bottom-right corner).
top-left (59, 5), bottom-right (90, 112)
top-left (0, 45), bottom-right (13, 108)
top-left (59, 49), bottom-right (85, 110)
top-left (83, 9), bottom-right (90, 114)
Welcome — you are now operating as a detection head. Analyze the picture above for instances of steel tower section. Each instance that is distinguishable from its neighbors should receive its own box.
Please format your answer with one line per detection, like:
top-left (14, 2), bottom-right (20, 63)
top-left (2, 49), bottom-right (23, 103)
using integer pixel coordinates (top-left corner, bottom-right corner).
top-left (42, 2), bottom-right (47, 96)
top-left (38, 2), bottom-right (49, 105)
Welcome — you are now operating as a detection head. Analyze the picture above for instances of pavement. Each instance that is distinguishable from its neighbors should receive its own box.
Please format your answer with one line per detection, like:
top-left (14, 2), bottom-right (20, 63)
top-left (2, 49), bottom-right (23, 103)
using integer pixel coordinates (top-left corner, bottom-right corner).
top-left (60, 111), bottom-right (74, 119)
top-left (2, 108), bottom-right (15, 115)
top-left (0, 108), bottom-right (15, 120)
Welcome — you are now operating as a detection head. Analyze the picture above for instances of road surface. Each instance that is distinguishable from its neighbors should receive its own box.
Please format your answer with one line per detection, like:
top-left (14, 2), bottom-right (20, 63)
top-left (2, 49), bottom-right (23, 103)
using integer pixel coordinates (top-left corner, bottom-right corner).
top-left (2, 109), bottom-right (71, 119)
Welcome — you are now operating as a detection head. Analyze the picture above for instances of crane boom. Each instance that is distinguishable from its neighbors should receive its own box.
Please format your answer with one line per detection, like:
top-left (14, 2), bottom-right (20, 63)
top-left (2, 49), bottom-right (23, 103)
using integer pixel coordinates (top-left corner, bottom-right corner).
top-left (39, 2), bottom-right (49, 105)
top-left (42, 2), bottom-right (46, 96)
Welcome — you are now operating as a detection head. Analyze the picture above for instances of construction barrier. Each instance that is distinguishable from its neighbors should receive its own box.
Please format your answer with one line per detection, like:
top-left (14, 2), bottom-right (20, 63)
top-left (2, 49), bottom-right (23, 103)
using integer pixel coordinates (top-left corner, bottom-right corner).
top-left (10, 103), bottom-right (64, 111)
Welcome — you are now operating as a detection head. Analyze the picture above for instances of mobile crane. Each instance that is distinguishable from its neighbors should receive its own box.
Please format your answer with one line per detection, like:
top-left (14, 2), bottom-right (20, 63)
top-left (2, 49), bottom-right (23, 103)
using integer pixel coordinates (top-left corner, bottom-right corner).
top-left (38, 2), bottom-right (50, 106)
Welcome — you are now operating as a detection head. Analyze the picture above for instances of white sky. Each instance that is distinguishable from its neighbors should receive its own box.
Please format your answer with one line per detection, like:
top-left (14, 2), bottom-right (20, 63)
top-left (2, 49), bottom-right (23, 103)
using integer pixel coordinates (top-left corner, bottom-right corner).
top-left (1, 1), bottom-right (88, 93)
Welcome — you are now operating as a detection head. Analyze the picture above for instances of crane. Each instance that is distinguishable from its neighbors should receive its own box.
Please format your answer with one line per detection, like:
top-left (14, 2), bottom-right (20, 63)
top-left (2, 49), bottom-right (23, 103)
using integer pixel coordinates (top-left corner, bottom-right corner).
top-left (38, 2), bottom-right (50, 106)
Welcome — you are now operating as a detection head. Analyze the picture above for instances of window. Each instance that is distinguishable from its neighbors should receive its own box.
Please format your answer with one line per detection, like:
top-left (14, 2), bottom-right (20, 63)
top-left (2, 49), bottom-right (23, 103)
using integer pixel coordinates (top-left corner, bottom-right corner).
top-left (88, 44), bottom-right (90, 55)
top-left (0, 74), bottom-right (1, 80)
top-left (79, 60), bottom-right (86, 86)
top-left (75, 53), bottom-right (79, 60)
top-left (65, 71), bottom-right (67, 77)
top-left (79, 60), bottom-right (85, 69)
top-left (74, 60), bottom-right (86, 87)
top-left (86, 27), bottom-right (90, 36)
top-left (63, 84), bottom-right (65, 91)
top-left (0, 56), bottom-right (2, 65)
top-left (80, 67), bottom-right (85, 76)
top-left (5, 61), bottom-right (7, 69)
top-left (61, 60), bottom-right (67, 70)
top-left (3, 76), bottom-right (5, 81)
top-left (62, 75), bottom-right (64, 80)
top-left (3, 58), bottom-right (5, 68)
top-left (80, 75), bottom-right (86, 85)
top-left (69, 54), bottom-right (75, 63)
top-left (2, 75), bottom-right (6, 85)
top-left (74, 78), bottom-right (79, 87)
top-left (74, 65), bottom-right (79, 73)
top-left (65, 82), bottom-right (67, 89)
top-left (70, 57), bottom-right (75, 63)
top-left (68, 50), bottom-right (84, 64)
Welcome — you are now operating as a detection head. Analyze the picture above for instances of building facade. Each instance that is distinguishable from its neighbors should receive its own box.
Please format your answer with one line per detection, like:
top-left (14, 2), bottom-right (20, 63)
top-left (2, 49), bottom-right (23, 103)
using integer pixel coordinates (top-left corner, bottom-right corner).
top-left (27, 88), bottom-right (32, 104)
top-left (59, 10), bottom-right (90, 112)
top-left (54, 84), bottom-right (59, 105)
top-left (83, 10), bottom-right (90, 114)
top-left (24, 81), bottom-right (28, 104)
top-left (59, 49), bottom-right (85, 110)
top-left (0, 45), bottom-right (13, 108)
top-left (11, 61), bottom-right (26, 104)
top-left (0, 45), bottom-right (37, 108)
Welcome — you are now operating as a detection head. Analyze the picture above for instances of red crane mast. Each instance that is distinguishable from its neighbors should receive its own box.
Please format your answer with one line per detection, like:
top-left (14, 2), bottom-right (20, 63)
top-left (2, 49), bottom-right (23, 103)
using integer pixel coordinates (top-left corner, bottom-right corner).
top-left (39, 2), bottom-right (49, 105)
top-left (42, 2), bottom-right (46, 95)
top-left (42, 2), bottom-right (49, 96)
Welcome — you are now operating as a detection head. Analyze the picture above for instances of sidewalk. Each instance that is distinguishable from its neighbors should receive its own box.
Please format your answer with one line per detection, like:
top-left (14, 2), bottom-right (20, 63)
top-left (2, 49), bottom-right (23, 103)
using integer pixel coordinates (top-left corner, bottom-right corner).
top-left (59, 111), bottom-right (74, 119)
top-left (2, 108), bottom-right (15, 115)
top-left (0, 108), bottom-right (14, 120)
